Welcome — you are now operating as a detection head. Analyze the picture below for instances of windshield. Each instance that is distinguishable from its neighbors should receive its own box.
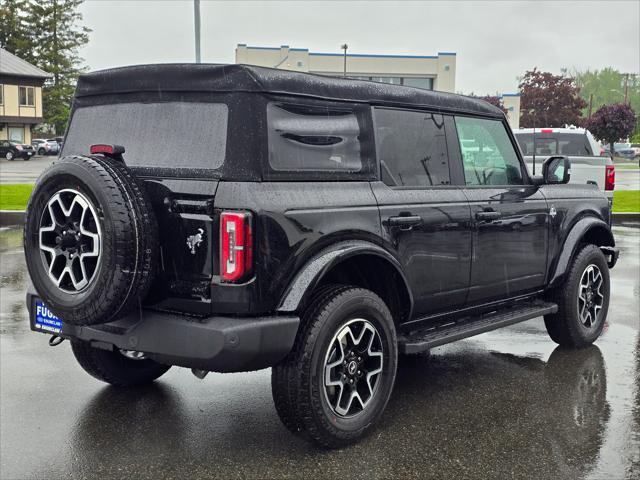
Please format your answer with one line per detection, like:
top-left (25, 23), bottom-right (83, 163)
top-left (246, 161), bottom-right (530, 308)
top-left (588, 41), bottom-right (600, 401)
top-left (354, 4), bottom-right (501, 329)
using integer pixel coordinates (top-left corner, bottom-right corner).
top-left (514, 132), bottom-right (594, 156)
top-left (62, 102), bottom-right (228, 170)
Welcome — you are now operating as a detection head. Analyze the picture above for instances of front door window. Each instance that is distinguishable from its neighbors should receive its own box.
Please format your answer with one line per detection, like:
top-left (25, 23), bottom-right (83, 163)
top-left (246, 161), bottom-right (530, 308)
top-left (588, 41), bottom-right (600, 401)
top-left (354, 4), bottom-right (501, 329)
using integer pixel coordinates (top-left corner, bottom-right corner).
top-left (455, 116), bottom-right (524, 186)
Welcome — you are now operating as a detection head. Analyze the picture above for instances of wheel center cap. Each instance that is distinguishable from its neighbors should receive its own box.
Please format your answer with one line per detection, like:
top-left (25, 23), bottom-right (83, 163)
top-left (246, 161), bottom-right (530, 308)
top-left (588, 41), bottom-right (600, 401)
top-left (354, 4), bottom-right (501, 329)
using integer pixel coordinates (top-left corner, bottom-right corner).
top-left (347, 360), bottom-right (358, 375)
top-left (59, 231), bottom-right (79, 249)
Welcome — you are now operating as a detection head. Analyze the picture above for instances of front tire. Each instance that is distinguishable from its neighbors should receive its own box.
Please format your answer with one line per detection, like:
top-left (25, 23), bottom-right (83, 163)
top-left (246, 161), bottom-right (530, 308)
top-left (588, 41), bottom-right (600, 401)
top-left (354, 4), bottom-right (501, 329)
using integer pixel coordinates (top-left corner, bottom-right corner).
top-left (544, 244), bottom-right (610, 348)
top-left (6, 151), bottom-right (14, 161)
top-left (71, 340), bottom-right (170, 387)
top-left (272, 285), bottom-right (398, 447)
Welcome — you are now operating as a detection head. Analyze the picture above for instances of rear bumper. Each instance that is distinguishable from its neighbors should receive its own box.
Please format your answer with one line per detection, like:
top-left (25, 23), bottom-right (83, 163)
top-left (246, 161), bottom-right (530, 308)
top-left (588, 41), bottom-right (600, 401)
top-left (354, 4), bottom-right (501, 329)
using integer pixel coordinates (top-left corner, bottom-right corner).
top-left (27, 291), bottom-right (299, 373)
top-left (17, 150), bottom-right (34, 159)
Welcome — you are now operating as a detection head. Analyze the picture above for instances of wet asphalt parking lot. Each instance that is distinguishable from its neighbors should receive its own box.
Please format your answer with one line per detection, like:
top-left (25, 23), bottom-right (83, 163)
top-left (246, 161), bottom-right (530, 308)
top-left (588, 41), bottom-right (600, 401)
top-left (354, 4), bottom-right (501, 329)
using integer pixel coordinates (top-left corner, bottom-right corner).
top-left (0, 225), bottom-right (638, 479)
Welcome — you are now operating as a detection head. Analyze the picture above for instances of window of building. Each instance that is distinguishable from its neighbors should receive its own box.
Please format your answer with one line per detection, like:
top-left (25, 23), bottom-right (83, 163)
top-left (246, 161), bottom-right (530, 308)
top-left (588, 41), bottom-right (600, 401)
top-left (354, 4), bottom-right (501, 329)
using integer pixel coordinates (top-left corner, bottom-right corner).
top-left (402, 77), bottom-right (434, 90)
top-left (267, 102), bottom-right (363, 172)
top-left (455, 116), bottom-right (524, 186)
top-left (374, 108), bottom-right (450, 187)
top-left (19, 86), bottom-right (35, 106)
top-left (347, 76), bottom-right (434, 90)
top-left (370, 76), bottom-right (402, 85)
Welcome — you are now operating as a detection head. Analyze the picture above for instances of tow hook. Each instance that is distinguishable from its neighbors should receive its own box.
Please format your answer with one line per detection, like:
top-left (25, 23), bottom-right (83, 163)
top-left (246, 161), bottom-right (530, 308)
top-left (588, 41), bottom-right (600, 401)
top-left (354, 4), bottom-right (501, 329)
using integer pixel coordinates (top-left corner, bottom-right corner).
top-left (191, 368), bottom-right (209, 380)
top-left (49, 335), bottom-right (64, 346)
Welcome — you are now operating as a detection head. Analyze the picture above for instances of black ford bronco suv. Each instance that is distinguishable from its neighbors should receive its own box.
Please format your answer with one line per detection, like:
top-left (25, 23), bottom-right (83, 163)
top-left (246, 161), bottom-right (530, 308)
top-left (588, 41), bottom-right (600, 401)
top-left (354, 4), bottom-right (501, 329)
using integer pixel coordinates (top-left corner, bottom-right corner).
top-left (24, 64), bottom-right (619, 447)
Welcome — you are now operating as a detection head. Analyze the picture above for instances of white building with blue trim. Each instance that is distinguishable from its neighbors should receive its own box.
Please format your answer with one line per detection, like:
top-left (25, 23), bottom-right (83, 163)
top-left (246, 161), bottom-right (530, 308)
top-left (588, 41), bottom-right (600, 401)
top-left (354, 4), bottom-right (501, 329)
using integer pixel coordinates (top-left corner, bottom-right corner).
top-left (500, 93), bottom-right (521, 129)
top-left (236, 44), bottom-right (456, 93)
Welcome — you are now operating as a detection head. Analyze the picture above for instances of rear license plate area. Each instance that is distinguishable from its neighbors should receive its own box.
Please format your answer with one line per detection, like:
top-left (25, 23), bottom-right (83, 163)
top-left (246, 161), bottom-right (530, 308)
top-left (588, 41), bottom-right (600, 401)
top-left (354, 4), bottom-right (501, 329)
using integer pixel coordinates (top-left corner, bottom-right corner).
top-left (31, 298), bottom-right (63, 334)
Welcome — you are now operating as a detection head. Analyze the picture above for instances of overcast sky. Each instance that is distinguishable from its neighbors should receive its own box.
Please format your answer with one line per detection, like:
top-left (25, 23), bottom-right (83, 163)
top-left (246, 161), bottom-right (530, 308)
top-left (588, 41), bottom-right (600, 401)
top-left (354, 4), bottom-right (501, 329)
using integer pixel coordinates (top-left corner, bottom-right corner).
top-left (78, 0), bottom-right (639, 95)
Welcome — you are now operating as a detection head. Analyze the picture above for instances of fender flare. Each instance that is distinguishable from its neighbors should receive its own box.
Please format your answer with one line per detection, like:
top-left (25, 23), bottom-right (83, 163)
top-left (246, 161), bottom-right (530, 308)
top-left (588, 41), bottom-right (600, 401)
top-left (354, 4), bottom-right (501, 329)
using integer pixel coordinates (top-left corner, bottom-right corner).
top-left (548, 216), bottom-right (615, 287)
top-left (277, 240), bottom-right (414, 319)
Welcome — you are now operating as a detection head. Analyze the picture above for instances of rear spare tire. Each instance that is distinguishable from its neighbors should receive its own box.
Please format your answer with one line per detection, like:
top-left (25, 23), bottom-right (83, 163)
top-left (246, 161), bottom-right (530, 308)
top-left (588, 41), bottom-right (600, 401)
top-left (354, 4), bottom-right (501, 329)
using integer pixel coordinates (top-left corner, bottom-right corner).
top-left (24, 155), bottom-right (158, 326)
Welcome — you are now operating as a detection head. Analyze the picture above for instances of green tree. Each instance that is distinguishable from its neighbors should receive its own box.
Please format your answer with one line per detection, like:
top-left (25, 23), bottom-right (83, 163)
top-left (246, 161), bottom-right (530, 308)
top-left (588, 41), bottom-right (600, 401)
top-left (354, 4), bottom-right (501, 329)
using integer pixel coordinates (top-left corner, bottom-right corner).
top-left (0, 0), bottom-right (35, 61)
top-left (29, 0), bottom-right (90, 133)
top-left (573, 68), bottom-right (640, 117)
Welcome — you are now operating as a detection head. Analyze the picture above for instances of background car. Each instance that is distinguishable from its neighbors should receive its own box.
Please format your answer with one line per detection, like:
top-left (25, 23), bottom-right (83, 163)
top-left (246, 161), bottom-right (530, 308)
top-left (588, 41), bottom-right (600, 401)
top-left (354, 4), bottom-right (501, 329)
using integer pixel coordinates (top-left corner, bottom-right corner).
top-left (31, 138), bottom-right (59, 156)
top-left (513, 127), bottom-right (614, 198)
top-left (46, 139), bottom-right (61, 154)
top-left (0, 140), bottom-right (35, 160)
top-left (615, 147), bottom-right (637, 160)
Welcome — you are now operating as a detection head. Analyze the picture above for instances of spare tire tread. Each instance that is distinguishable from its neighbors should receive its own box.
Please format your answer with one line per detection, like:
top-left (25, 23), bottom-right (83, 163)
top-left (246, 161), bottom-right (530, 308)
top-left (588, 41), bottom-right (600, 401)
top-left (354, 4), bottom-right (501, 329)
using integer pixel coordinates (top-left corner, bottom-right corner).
top-left (24, 155), bottom-right (159, 325)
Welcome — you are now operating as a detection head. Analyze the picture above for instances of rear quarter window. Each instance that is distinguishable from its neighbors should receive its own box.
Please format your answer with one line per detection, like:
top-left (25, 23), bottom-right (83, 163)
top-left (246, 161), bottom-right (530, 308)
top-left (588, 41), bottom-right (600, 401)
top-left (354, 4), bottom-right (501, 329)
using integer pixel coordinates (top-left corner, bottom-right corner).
top-left (267, 102), bottom-right (364, 173)
top-left (62, 102), bottom-right (228, 169)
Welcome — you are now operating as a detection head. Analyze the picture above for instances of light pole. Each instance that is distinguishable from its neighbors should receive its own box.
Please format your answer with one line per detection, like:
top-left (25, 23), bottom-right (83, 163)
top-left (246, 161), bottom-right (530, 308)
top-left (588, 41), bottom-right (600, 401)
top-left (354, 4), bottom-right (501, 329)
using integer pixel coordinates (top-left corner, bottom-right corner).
top-left (341, 44), bottom-right (348, 78)
top-left (194, 0), bottom-right (201, 63)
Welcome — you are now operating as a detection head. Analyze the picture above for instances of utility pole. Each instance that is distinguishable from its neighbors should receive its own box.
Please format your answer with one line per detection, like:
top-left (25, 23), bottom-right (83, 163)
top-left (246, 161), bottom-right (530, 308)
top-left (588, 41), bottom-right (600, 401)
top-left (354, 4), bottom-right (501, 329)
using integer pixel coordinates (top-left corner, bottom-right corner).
top-left (194, 0), bottom-right (201, 63)
top-left (624, 73), bottom-right (629, 104)
top-left (341, 44), bottom-right (348, 78)
top-left (588, 93), bottom-right (593, 118)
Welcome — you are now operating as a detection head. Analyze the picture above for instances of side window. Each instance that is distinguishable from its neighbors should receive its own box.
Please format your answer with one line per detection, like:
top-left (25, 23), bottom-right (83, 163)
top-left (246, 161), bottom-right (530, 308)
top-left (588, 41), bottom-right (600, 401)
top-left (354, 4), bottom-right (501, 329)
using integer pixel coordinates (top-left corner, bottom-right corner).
top-left (374, 108), bottom-right (450, 187)
top-left (267, 103), bottom-right (363, 172)
top-left (455, 116), bottom-right (524, 186)
top-left (19, 86), bottom-right (35, 106)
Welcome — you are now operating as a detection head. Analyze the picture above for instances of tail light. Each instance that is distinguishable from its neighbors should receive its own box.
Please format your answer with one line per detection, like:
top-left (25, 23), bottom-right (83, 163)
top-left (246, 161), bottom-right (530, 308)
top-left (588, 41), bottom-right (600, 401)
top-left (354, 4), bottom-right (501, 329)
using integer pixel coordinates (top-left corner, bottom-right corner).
top-left (540, 129), bottom-right (553, 133)
top-left (15, 145), bottom-right (23, 151)
top-left (220, 211), bottom-right (253, 282)
top-left (605, 165), bottom-right (615, 191)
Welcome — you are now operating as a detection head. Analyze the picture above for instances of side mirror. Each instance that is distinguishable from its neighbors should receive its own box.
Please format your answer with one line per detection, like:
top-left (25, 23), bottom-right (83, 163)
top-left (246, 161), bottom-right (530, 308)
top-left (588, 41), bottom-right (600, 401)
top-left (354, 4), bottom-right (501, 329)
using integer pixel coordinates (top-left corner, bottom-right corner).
top-left (542, 156), bottom-right (571, 184)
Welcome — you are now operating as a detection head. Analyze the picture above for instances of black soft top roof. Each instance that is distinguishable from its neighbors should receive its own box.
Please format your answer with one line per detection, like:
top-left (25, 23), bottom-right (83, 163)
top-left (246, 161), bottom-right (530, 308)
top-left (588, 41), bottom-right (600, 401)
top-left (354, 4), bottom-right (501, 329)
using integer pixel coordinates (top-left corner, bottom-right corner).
top-left (75, 63), bottom-right (503, 118)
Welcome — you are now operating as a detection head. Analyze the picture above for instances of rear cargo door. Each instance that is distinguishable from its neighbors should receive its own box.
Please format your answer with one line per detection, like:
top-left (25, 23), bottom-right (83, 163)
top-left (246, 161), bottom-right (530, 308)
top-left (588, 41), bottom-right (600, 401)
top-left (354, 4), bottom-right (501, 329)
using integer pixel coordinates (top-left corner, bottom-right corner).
top-left (141, 178), bottom-right (219, 314)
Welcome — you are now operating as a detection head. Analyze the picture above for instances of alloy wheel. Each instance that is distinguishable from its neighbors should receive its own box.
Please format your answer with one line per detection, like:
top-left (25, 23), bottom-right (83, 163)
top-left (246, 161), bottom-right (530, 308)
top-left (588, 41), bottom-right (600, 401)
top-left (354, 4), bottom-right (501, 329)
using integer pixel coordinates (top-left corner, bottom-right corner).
top-left (323, 318), bottom-right (384, 417)
top-left (38, 189), bottom-right (102, 293)
top-left (577, 264), bottom-right (604, 328)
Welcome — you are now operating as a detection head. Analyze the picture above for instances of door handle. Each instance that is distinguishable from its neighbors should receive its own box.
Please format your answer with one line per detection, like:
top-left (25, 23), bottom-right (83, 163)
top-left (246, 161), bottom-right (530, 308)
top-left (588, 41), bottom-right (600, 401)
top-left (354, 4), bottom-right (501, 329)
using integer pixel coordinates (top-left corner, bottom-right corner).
top-left (387, 215), bottom-right (422, 229)
top-left (475, 211), bottom-right (501, 221)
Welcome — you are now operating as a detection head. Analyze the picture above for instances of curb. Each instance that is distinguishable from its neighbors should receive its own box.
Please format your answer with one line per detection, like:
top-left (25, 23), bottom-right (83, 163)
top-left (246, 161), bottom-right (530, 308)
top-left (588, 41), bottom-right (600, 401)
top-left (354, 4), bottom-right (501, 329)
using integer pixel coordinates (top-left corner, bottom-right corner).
top-left (0, 210), bottom-right (25, 227)
top-left (611, 212), bottom-right (640, 225)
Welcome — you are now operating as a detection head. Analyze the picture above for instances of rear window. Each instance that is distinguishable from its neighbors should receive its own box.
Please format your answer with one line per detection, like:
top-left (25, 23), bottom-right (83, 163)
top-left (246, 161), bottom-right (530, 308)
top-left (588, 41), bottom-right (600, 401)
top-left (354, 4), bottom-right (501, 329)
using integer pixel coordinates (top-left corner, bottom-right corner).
top-left (267, 102), bottom-right (363, 172)
top-left (63, 102), bottom-right (228, 169)
top-left (515, 132), bottom-right (593, 156)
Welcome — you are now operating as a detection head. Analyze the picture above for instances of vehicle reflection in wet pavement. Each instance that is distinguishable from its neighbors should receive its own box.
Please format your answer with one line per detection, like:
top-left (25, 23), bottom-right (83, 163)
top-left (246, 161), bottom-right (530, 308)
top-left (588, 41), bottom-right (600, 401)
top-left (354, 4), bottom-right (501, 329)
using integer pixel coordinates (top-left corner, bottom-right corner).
top-left (1, 226), bottom-right (638, 479)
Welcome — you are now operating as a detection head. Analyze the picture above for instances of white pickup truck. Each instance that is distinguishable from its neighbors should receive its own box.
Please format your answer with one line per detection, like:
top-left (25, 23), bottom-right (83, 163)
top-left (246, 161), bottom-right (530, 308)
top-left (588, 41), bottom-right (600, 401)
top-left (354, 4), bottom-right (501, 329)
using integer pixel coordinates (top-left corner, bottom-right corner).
top-left (513, 127), bottom-right (615, 200)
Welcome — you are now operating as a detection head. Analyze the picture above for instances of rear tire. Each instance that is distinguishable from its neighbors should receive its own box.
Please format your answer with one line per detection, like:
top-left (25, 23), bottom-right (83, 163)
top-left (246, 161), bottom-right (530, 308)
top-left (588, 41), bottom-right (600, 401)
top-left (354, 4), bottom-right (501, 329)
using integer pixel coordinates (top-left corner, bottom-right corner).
top-left (6, 151), bottom-right (14, 161)
top-left (71, 340), bottom-right (170, 387)
top-left (272, 285), bottom-right (397, 447)
top-left (38, 148), bottom-right (46, 156)
top-left (544, 244), bottom-right (610, 348)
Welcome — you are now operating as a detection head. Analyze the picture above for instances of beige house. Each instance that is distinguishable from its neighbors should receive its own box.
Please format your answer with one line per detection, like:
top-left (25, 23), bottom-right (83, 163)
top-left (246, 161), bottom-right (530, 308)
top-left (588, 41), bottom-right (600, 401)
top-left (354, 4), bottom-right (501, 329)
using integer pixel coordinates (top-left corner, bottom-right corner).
top-left (236, 44), bottom-right (456, 93)
top-left (0, 48), bottom-right (50, 144)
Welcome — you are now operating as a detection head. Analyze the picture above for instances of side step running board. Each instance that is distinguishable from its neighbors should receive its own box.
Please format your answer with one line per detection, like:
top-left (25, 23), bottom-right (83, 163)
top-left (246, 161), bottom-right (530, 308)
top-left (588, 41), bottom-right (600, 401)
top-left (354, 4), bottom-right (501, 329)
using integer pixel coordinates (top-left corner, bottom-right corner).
top-left (398, 300), bottom-right (558, 355)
